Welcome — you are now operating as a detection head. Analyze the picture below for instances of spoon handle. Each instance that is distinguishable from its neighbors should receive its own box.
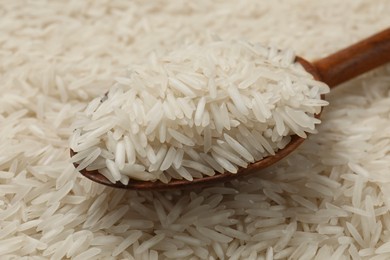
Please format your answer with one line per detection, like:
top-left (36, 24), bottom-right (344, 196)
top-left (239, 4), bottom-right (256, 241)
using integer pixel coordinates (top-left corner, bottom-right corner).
top-left (313, 28), bottom-right (390, 88)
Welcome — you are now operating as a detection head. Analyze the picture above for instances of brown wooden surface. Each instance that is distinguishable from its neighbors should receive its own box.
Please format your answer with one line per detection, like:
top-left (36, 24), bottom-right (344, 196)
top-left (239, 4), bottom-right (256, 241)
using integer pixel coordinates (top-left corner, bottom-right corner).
top-left (71, 28), bottom-right (390, 190)
top-left (313, 28), bottom-right (390, 88)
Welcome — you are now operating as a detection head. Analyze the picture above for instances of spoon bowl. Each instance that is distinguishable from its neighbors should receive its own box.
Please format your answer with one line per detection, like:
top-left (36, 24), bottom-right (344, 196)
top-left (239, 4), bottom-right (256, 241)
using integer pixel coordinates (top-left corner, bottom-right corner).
top-left (71, 28), bottom-right (390, 190)
top-left (71, 134), bottom-right (307, 190)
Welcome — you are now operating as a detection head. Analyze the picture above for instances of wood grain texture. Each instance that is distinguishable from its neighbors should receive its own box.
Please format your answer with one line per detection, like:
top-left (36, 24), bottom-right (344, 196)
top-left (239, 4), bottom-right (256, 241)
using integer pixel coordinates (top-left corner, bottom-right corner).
top-left (313, 28), bottom-right (390, 88)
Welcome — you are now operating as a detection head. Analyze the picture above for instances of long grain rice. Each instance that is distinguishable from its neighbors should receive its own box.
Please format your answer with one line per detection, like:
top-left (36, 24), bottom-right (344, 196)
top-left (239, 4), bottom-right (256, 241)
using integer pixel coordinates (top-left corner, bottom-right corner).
top-left (2, 0), bottom-right (390, 259)
top-left (70, 37), bottom-right (328, 182)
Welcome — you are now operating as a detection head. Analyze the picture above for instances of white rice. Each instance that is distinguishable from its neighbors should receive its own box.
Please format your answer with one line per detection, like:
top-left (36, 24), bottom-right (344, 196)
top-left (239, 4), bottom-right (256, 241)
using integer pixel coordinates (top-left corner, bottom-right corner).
top-left (70, 38), bottom-right (329, 183)
top-left (2, 0), bottom-right (390, 259)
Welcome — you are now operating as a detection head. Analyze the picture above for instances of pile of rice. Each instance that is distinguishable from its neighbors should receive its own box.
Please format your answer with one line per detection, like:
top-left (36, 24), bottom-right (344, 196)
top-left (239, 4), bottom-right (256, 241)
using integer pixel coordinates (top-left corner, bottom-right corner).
top-left (70, 40), bottom-right (329, 184)
top-left (1, 0), bottom-right (390, 259)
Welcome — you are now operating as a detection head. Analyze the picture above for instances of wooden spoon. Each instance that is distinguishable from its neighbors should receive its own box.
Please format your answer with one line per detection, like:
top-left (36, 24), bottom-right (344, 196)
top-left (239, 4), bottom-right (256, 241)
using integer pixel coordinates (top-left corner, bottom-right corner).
top-left (71, 28), bottom-right (390, 190)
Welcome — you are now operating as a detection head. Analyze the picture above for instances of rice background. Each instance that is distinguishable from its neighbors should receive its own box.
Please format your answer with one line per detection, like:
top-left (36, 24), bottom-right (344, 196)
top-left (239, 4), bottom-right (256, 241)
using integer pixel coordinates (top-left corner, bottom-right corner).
top-left (1, 0), bottom-right (390, 259)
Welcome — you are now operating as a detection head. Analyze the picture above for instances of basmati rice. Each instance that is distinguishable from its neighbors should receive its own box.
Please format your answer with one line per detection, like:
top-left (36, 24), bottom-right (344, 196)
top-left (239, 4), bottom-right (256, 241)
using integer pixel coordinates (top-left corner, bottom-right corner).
top-left (2, 0), bottom-right (390, 259)
top-left (70, 39), bottom-right (329, 183)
